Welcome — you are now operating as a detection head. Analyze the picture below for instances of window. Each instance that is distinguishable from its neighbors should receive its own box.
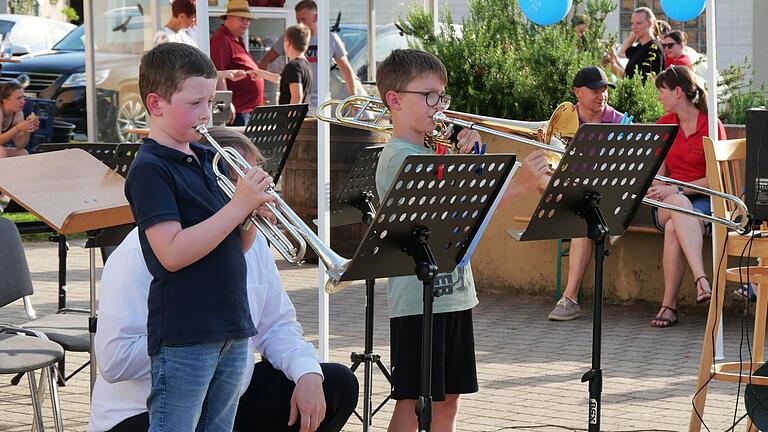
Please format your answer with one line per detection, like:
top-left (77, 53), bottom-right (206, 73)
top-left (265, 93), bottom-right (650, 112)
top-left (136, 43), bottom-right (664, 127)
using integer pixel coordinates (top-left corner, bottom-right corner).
top-left (619, 0), bottom-right (706, 52)
top-left (13, 22), bottom-right (47, 54)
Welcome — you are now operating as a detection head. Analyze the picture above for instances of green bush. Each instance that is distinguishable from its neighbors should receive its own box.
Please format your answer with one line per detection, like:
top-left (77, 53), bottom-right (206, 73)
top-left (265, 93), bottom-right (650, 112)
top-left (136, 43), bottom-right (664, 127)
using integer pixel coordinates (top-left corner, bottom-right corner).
top-left (61, 6), bottom-right (80, 24)
top-left (718, 59), bottom-right (768, 125)
top-left (400, 0), bottom-right (616, 121)
top-left (610, 72), bottom-right (665, 123)
top-left (401, 0), bottom-right (765, 125)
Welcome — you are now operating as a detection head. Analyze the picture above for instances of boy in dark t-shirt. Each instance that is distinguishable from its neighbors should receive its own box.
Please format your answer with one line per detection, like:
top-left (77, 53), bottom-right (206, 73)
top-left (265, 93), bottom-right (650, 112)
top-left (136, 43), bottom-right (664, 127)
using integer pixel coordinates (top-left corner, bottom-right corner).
top-left (279, 23), bottom-right (312, 105)
top-left (256, 24), bottom-right (312, 105)
top-left (125, 42), bottom-right (274, 431)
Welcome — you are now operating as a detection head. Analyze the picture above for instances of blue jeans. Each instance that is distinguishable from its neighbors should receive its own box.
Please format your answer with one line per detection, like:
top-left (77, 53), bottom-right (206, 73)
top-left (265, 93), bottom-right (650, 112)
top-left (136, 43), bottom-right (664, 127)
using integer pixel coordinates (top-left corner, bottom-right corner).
top-left (147, 338), bottom-right (250, 432)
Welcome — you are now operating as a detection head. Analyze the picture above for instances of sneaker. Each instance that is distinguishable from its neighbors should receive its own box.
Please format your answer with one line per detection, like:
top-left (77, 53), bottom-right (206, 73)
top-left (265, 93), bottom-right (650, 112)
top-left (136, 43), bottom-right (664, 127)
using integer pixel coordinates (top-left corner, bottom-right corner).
top-left (548, 296), bottom-right (581, 321)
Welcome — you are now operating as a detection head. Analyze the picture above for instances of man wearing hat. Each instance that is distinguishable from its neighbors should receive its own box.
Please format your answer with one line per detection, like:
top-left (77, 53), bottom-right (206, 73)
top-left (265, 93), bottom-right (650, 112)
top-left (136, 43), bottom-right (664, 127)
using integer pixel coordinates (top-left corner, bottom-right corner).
top-left (546, 65), bottom-right (624, 321)
top-left (210, 0), bottom-right (264, 126)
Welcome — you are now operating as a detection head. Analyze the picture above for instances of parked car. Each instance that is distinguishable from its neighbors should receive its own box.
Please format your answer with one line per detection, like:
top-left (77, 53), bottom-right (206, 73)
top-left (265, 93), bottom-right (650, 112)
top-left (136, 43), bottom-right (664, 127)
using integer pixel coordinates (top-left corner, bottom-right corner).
top-left (331, 23), bottom-right (411, 98)
top-left (0, 14), bottom-right (75, 57)
top-left (0, 9), bottom-right (146, 143)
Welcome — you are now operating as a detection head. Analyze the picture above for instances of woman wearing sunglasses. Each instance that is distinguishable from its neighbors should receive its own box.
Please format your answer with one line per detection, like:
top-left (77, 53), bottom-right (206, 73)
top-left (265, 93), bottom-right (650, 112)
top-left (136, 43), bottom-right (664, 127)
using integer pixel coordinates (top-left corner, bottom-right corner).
top-left (662, 30), bottom-right (693, 70)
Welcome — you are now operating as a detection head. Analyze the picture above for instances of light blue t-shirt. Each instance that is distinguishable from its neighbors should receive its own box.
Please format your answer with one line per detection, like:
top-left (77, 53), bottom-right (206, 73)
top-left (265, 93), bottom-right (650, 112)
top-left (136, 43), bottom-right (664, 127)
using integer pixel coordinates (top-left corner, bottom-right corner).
top-left (375, 137), bottom-right (478, 319)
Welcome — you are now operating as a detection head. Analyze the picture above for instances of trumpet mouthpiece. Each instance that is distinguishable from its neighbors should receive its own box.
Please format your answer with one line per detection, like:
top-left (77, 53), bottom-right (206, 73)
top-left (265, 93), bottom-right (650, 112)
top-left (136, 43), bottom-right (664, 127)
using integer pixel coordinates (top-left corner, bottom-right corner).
top-left (195, 124), bottom-right (209, 134)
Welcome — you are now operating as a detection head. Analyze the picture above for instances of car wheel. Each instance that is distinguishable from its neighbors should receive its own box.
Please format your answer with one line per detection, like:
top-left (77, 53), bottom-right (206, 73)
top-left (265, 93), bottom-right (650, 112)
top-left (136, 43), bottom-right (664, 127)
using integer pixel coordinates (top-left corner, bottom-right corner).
top-left (116, 92), bottom-right (147, 143)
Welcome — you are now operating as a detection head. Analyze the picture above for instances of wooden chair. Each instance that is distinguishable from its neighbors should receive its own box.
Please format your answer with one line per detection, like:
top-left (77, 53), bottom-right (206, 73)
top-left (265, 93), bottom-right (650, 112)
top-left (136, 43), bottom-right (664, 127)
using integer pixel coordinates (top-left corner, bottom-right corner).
top-left (689, 137), bottom-right (768, 432)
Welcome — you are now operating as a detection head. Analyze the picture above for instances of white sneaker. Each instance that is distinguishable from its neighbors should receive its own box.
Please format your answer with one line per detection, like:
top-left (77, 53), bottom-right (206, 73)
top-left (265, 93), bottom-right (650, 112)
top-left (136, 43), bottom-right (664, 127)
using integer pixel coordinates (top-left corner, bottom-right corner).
top-left (548, 296), bottom-right (581, 321)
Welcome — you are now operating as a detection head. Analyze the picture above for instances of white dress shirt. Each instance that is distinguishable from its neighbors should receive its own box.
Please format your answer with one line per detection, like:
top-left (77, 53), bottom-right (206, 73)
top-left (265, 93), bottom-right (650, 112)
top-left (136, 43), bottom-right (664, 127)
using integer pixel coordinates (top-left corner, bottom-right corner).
top-left (88, 228), bottom-right (322, 432)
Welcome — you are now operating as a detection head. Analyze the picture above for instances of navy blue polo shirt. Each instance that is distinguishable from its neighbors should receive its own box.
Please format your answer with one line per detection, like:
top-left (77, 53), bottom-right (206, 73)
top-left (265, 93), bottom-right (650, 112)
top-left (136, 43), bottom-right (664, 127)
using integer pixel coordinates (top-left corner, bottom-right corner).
top-left (125, 138), bottom-right (255, 356)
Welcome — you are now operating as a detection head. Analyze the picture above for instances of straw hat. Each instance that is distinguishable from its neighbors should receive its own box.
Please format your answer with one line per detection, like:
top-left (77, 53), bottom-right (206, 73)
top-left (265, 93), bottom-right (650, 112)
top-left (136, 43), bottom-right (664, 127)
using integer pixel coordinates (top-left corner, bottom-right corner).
top-left (221, 0), bottom-right (256, 20)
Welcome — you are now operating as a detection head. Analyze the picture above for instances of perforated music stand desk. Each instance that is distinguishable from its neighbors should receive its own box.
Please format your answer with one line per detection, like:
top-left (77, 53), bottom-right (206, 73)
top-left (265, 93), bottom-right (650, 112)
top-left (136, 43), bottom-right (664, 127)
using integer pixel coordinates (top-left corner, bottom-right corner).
top-left (325, 145), bottom-right (385, 430)
top-left (0, 148), bottom-right (134, 392)
top-left (244, 103), bottom-right (308, 183)
top-left (508, 123), bottom-right (678, 432)
top-left (330, 145), bottom-right (383, 228)
top-left (336, 153), bottom-right (517, 432)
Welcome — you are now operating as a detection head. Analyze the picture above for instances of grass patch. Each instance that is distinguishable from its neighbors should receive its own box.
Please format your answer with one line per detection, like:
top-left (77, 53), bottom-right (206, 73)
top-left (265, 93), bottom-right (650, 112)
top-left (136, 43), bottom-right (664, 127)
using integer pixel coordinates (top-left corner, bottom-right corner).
top-left (1, 212), bottom-right (86, 241)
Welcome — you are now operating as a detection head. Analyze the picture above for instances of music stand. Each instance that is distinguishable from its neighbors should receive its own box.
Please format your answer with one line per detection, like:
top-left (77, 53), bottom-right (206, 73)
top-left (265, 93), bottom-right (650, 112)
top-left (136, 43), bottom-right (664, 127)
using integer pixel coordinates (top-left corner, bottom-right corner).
top-left (327, 145), bottom-right (386, 430)
top-left (336, 153), bottom-right (517, 431)
top-left (0, 149), bottom-right (134, 391)
top-left (508, 123), bottom-right (678, 431)
top-left (244, 103), bottom-right (308, 183)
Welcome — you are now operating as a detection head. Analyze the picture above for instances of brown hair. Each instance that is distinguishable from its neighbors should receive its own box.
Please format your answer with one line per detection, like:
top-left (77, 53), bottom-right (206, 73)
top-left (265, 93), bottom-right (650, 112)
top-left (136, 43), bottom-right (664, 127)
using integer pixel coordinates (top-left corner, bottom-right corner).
top-left (664, 30), bottom-right (687, 46)
top-left (633, 7), bottom-right (659, 38)
top-left (171, 0), bottom-right (196, 18)
top-left (294, 0), bottom-right (316, 12)
top-left (199, 126), bottom-right (265, 169)
top-left (284, 24), bottom-right (311, 53)
top-left (655, 65), bottom-right (708, 114)
top-left (0, 82), bottom-right (22, 102)
top-left (376, 49), bottom-right (447, 108)
top-left (139, 42), bottom-right (216, 108)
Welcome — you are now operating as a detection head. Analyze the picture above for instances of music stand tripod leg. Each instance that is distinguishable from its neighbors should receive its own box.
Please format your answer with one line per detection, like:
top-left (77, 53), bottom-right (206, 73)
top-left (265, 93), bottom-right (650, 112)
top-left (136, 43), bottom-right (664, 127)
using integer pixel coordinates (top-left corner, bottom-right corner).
top-left (350, 277), bottom-right (392, 430)
top-left (578, 193), bottom-right (608, 432)
top-left (409, 227), bottom-right (438, 432)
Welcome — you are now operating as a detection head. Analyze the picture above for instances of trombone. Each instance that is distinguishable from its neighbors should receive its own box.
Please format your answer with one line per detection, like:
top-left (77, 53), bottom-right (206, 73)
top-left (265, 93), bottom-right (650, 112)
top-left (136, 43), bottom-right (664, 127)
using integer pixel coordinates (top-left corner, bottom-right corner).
top-left (195, 124), bottom-right (351, 293)
top-left (317, 95), bottom-right (753, 233)
top-left (317, 95), bottom-right (578, 167)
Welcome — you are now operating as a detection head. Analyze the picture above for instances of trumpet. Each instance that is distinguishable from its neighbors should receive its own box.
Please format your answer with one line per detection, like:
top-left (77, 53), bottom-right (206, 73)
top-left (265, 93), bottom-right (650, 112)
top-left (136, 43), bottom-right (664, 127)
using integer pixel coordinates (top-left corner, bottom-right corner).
top-left (195, 124), bottom-right (352, 293)
top-left (317, 95), bottom-right (577, 167)
top-left (317, 96), bottom-right (752, 233)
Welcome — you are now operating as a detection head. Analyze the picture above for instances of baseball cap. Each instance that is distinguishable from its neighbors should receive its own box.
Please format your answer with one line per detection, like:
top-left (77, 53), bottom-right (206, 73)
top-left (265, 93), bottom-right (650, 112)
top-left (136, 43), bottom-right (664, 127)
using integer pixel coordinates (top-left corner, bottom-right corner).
top-left (573, 66), bottom-right (615, 90)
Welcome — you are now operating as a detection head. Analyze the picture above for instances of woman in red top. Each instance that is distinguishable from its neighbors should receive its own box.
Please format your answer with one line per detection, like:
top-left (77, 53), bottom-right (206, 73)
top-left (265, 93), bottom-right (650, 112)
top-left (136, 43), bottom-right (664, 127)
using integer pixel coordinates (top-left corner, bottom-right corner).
top-left (648, 65), bottom-right (726, 328)
top-left (662, 31), bottom-right (693, 70)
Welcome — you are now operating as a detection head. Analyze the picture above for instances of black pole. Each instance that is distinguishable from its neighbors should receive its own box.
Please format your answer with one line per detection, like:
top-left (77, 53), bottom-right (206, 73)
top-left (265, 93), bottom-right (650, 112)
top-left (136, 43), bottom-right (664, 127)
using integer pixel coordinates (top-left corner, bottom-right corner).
top-left (409, 227), bottom-right (438, 432)
top-left (349, 191), bottom-right (391, 429)
top-left (362, 278), bottom-right (375, 430)
top-left (579, 193), bottom-right (609, 432)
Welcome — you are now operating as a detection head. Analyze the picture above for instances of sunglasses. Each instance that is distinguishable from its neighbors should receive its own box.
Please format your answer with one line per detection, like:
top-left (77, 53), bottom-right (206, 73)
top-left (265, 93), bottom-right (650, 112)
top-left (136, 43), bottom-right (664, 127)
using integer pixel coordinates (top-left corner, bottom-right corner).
top-left (661, 42), bottom-right (679, 49)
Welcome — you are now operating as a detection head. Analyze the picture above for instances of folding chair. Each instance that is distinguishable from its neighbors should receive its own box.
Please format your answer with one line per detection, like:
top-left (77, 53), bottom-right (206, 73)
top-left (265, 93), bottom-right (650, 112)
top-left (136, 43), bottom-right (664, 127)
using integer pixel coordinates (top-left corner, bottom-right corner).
top-left (0, 217), bottom-right (89, 385)
top-left (0, 217), bottom-right (64, 431)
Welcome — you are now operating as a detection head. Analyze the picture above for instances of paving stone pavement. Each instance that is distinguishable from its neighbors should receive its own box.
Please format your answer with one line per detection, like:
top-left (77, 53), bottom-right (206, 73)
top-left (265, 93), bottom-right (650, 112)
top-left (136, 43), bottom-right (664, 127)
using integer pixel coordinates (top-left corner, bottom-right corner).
top-left (1, 240), bottom-right (765, 431)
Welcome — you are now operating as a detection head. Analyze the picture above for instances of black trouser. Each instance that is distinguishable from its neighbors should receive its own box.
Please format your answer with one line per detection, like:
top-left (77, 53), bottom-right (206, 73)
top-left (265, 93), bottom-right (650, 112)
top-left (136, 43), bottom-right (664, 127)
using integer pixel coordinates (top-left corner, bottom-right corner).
top-left (108, 362), bottom-right (359, 432)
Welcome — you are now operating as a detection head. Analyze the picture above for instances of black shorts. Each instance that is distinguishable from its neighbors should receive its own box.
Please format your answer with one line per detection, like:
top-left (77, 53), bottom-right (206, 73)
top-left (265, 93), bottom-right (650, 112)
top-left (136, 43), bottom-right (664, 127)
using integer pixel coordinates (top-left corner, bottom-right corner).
top-left (390, 309), bottom-right (478, 401)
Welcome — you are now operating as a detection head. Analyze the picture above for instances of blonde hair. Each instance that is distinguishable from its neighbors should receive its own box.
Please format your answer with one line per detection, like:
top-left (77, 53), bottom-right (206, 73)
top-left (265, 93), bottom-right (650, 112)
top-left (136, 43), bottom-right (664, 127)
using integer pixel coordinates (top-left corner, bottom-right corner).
top-left (633, 7), bottom-right (659, 38)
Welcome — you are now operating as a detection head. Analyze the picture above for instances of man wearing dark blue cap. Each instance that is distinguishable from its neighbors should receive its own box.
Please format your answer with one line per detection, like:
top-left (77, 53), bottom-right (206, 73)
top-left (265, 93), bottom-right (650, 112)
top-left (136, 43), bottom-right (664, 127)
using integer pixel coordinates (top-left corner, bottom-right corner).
top-left (547, 65), bottom-right (624, 321)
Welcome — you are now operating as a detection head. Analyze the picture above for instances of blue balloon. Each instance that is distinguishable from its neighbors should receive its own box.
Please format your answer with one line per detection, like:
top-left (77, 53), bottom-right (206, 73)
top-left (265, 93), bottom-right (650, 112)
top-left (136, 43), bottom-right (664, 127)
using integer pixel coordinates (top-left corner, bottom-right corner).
top-left (660, 0), bottom-right (705, 22)
top-left (519, 0), bottom-right (573, 26)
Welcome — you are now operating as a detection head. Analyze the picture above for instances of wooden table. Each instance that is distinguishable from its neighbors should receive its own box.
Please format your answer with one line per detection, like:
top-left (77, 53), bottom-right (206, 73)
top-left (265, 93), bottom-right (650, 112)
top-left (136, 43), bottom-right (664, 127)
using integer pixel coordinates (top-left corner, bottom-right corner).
top-left (0, 149), bottom-right (133, 391)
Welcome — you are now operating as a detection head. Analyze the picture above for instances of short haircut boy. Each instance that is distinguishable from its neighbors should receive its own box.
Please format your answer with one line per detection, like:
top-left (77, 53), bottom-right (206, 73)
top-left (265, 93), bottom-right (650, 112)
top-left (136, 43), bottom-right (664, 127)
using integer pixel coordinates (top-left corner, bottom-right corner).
top-left (139, 42), bottom-right (216, 107)
top-left (376, 49), bottom-right (447, 107)
top-left (294, 0), bottom-right (316, 12)
top-left (284, 24), bottom-right (311, 53)
top-left (171, 0), bottom-right (196, 18)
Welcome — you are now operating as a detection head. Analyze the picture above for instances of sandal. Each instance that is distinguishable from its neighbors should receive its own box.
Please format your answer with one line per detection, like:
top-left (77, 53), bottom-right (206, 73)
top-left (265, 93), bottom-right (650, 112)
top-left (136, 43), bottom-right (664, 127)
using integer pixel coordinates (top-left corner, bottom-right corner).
top-left (695, 275), bottom-right (712, 304)
top-left (733, 283), bottom-right (758, 302)
top-left (651, 305), bottom-right (678, 328)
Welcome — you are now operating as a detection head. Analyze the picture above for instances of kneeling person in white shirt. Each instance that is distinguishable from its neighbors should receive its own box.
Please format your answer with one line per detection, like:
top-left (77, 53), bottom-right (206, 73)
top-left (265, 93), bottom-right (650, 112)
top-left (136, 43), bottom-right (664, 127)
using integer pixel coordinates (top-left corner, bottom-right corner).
top-left (88, 128), bottom-right (358, 432)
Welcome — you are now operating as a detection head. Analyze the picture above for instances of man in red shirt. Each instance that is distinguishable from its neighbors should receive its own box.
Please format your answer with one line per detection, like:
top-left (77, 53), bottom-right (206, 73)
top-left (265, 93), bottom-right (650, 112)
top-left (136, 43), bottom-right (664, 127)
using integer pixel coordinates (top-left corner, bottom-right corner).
top-left (210, 0), bottom-right (264, 126)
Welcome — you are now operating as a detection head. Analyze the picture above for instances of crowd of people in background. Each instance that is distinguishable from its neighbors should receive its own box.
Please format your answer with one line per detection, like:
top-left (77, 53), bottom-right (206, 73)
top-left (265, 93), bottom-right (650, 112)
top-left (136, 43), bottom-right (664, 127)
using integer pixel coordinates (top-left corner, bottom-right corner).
top-left (550, 6), bottom-right (725, 328)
